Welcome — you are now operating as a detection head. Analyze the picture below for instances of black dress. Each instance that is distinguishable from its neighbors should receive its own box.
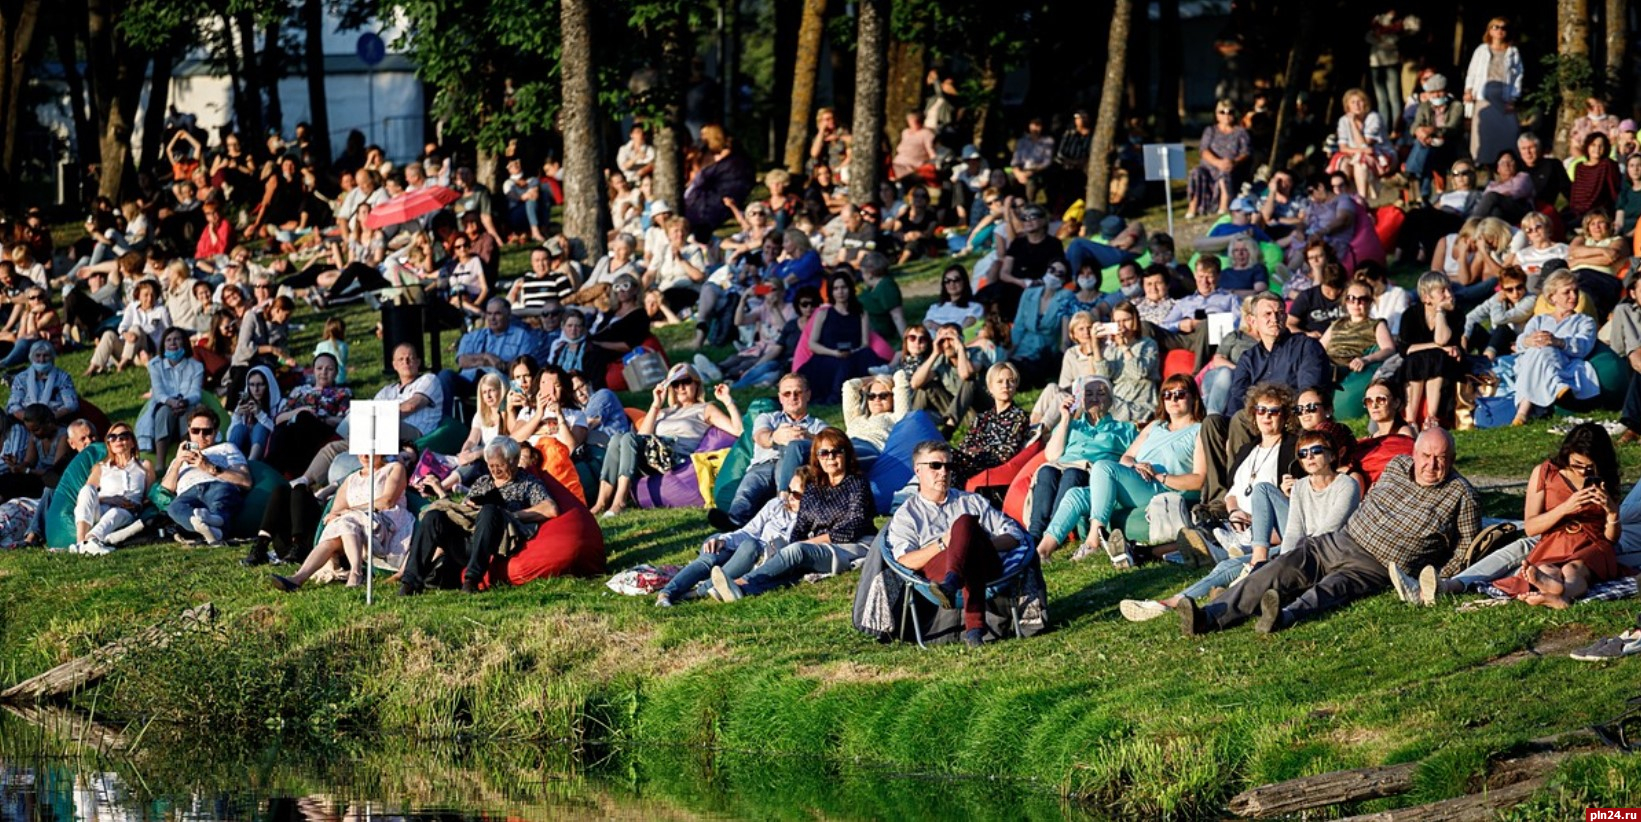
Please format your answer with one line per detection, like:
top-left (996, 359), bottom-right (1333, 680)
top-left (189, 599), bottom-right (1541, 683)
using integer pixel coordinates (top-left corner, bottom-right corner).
top-left (1397, 306), bottom-right (1465, 381)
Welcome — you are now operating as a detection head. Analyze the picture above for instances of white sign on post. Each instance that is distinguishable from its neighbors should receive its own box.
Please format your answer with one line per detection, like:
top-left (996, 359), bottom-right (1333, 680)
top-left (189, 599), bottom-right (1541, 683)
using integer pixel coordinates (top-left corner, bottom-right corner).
top-left (1142, 143), bottom-right (1187, 240)
top-left (1206, 311), bottom-right (1238, 346)
top-left (346, 400), bottom-right (401, 605)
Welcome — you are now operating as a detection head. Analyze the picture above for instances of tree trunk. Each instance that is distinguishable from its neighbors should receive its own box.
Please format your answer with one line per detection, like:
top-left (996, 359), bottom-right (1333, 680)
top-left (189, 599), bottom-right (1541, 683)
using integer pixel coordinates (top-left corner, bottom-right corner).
top-left (260, 18), bottom-right (282, 135)
top-left (217, 13), bottom-right (248, 138)
top-left (559, 0), bottom-right (604, 261)
top-left (1156, 0), bottom-right (1182, 140)
top-left (649, 6), bottom-right (689, 214)
top-left (847, 0), bottom-right (887, 205)
top-left (781, 0), bottom-right (825, 174)
top-left (1230, 764), bottom-right (1419, 818)
top-left (1553, 0), bottom-right (1591, 157)
top-left (138, 47), bottom-right (173, 176)
top-left (887, 39), bottom-right (925, 143)
top-left (234, 10), bottom-right (264, 138)
top-left (971, 54), bottom-right (997, 150)
top-left (1083, 0), bottom-right (1131, 216)
top-left (1269, 2), bottom-right (1321, 173)
top-left (0, 0), bottom-right (43, 177)
top-left (52, 12), bottom-right (94, 183)
top-left (87, 0), bottom-right (143, 200)
top-left (302, 0), bottom-right (330, 168)
top-left (1605, 0), bottom-right (1629, 106)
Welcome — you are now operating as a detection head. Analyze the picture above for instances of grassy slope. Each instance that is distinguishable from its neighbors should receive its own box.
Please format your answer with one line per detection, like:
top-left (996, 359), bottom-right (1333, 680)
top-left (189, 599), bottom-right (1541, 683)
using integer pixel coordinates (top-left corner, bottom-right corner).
top-left (3, 216), bottom-right (1640, 819)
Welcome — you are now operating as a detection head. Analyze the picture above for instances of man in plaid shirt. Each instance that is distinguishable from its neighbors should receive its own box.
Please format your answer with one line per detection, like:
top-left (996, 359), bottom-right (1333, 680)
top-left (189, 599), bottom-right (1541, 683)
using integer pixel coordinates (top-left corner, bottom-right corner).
top-left (1179, 428), bottom-right (1480, 635)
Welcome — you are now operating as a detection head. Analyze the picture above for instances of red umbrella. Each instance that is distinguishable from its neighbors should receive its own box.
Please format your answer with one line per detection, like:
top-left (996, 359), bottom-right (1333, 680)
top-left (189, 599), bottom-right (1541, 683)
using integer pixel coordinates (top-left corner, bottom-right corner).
top-left (363, 184), bottom-right (460, 229)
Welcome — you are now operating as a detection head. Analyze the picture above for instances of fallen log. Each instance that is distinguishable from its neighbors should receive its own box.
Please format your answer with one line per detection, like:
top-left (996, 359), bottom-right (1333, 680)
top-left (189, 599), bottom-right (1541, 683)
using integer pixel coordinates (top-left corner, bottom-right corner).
top-left (1334, 777), bottom-right (1545, 822)
top-left (0, 603), bottom-right (217, 705)
top-left (1228, 763), bottom-right (1419, 818)
top-left (2, 703), bottom-right (132, 754)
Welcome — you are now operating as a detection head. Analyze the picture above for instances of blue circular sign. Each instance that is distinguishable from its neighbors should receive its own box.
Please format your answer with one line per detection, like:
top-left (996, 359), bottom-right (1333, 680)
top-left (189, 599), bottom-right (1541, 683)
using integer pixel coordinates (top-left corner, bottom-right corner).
top-left (356, 32), bottom-right (386, 67)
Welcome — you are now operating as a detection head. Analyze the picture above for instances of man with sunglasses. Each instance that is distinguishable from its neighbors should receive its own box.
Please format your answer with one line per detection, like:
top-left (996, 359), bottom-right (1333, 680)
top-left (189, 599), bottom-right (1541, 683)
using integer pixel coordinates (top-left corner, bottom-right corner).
top-left (710, 373), bottom-right (828, 530)
top-left (906, 322), bottom-right (977, 433)
top-left (1462, 267), bottom-right (1531, 358)
top-left (977, 203), bottom-right (1064, 319)
top-left (1179, 428), bottom-right (1478, 636)
top-left (886, 440), bottom-right (1029, 647)
top-left (160, 406), bottom-right (253, 545)
top-left (1199, 292), bottom-right (1329, 505)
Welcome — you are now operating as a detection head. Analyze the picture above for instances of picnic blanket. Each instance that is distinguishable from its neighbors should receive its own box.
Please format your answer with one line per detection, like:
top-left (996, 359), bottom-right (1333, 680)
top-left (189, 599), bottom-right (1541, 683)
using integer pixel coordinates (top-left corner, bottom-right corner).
top-left (1477, 576), bottom-right (1639, 604)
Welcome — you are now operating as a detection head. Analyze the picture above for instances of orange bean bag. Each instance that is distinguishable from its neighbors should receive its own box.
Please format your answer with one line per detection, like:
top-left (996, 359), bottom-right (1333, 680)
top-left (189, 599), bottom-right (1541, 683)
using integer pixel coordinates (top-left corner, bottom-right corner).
top-left (1002, 450), bottom-right (1050, 525)
top-left (528, 437), bottom-right (587, 503)
top-left (482, 472), bottom-right (606, 588)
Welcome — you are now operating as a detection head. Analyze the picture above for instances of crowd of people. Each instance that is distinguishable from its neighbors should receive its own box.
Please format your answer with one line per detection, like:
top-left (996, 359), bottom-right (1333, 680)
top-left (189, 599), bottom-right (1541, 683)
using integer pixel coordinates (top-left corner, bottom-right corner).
top-left (2, 27), bottom-right (1641, 645)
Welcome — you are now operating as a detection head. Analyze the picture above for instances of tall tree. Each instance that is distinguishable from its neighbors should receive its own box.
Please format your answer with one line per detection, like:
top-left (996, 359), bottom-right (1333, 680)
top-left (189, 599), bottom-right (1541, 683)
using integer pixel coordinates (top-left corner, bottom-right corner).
top-left (1156, 0), bottom-right (1182, 141)
top-left (234, 10), bottom-right (265, 137)
top-left (259, 15), bottom-right (284, 135)
top-left (781, 0), bottom-right (825, 175)
top-left (848, 0), bottom-right (887, 205)
top-left (560, 0), bottom-right (604, 260)
top-left (301, 0), bottom-right (330, 167)
top-left (1605, 0), bottom-right (1629, 106)
top-left (52, 9), bottom-right (95, 180)
top-left (1268, 2), bottom-right (1320, 173)
top-left (1083, 0), bottom-right (1131, 216)
top-left (1554, 0), bottom-right (1591, 156)
top-left (644, 2), bottom-right (690, 214)
top-left (0, 0), bottom-right (44, 178)
top-left (86, 0), bottom-right (144, 199)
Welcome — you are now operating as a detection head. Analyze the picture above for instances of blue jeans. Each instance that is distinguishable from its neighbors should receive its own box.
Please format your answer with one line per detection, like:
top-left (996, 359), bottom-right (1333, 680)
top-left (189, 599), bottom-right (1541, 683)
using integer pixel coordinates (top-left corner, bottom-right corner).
top-left (739, 540), bottom-right (867, 596)
top-left (1370, 65), bottom-right (1400, 134)
top-left (1065, 238), bottom-right (1135, 275)
top-left (1181, 555), bottom-right (1264, 601)
top-left (727, 461), bottom-right (779, 527)
top-left (733, 361), bottom-right (785, 389)
top-left (773, 440), bottom-right (812, 490)
top-left (661, 532), bottom-right (767, 600)
top-left (0, 337), bottom-right (42, 369)
top-left (227, 421), bottom-right (271, 457)
top-left (1246, 482), bottom-right (1289, 552)
top-left (1202, 366), bottom-right (1233, 416)
top-left (166, 481), bottom-right (246, 534)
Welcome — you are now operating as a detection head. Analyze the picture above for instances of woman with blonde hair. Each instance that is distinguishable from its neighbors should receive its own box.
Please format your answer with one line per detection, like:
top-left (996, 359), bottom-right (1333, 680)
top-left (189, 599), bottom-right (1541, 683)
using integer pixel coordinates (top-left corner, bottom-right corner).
top-left (68, 422), bottom-right (154, 555)
top-left (425, 372), bottom-right (510, 494)
top-left (1513, 269), bottom-right (1599, 426)
top-left (1334, 88), bottom-right (1392, 201)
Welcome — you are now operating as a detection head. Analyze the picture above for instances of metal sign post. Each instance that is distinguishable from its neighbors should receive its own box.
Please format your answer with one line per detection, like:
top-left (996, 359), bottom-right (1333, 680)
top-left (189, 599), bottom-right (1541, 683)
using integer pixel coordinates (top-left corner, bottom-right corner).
top-left (1142, 143), bottom-right (1187, 239)
top-left (348, 400), bottom-right (400, 605)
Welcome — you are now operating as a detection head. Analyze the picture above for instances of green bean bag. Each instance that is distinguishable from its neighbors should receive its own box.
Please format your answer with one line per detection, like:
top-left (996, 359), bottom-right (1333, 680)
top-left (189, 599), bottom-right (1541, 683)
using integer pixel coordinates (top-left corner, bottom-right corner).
top-left (416, 417), bottom-right (469, 457)
top-left (1334, 368), bottom-right (1376, 420)
top-left (147, 458), bottom-right (287, 539)
top-left (1556, 343), bottom-right (1629, 414)
top-left (44, 444), bottom-right (109, 549)
top-left (711, 398), bottom-right (778, 509)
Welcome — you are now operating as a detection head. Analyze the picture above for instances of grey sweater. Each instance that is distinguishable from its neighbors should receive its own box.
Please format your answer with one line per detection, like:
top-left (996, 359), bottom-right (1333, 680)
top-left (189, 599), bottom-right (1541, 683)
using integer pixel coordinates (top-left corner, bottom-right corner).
top-left (1284, 473), bottom-right (1361, 542)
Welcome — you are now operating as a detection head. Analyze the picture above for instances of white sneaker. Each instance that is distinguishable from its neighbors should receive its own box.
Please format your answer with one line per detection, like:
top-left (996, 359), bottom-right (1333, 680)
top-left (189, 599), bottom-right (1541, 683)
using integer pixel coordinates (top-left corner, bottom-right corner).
top-left (190, 508), bottom-right (225, 544)
top-left (1119, 599), bottom-right (1169, 622)
top-left (1386, 562), bottom-right (1422, 606)
top-left (78, 539), bottom-right (112, 556)
top-left (692, 354), bottom-right (723, 383)
top-left (710, 566), bottom-right (743, 602)
top-left (1212, 527), bottom-right (1246, 559)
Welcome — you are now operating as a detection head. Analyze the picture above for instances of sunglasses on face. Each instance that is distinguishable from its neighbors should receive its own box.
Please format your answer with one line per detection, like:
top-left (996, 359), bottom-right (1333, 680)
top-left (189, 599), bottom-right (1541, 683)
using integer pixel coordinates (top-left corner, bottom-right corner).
top-left (867, 391), bottom-right (894, 401)
top-left (190, 427), bottom-right (215, 435)
top-left (917, 461), bottom-right (951, 472)
top-left (1161, 389), bottom-right (1191, 401)
top-left (906, 334), bottom-right (929, 343)
top-left (783, 489), bottom-right (805, 500)
top-left (1345, 295), bottom-right (1371, 303)
top-left (815, 448), bottom-right (844, 458)
top-left (1297, 445), bottom-right (1331, 459)
top-left (779, 390), bottom-right (805, 398)
top-left (1254, 405), bottom-right (1284, 417)
top-left (1502, 285), bottom-right (1527, 294)
top-left (943, 277), bottom-right (964, 285)
top-left (1295, 402), bottom-right (1323, 414)
top-left (108, 431), bottom-right (134, 442)
top-left (1364, 396), bottom-right (1391, 406)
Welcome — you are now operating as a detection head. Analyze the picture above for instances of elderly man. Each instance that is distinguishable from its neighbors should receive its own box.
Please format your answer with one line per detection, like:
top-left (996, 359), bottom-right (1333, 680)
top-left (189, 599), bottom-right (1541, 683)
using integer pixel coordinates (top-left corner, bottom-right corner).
top-left (1153, 256), bottom-right (1241, 369)
top-left (65, 419), bottom-right (97, 452)
top-left (295, 344), bottom-right (445, 489)
top-left (1198, 291), bottom-right (1329, 505)
top-left (711, 373), bottom-right (829, 530)
top-left (161, 405), bottom-right (254, 545)
top-left (1178, 429), bottom-right (1480, 635)
top-left (399, 437), bottom-right (559, 595)
top-left (454, 298), bottom-right (535, 384)
top-left (888, 440), bottom-right (1029, 647)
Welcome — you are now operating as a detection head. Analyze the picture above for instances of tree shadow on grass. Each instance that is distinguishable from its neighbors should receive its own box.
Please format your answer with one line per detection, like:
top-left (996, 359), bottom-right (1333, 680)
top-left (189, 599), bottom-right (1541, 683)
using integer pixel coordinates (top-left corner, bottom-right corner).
top-left (1052, 563), bottom-right (1195, 626)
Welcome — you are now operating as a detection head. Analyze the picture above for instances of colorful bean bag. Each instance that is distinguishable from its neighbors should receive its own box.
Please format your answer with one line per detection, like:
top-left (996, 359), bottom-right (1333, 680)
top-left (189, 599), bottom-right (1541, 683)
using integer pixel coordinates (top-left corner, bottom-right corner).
top-left (965, 438), bottom-right (1044, 494)
top-left (790, 313), bottom-right (894, 373)
top-left (1334, 368), bottom-right (1376, 419)
top-left (1003, 451), bottom-right (1151, 542)
top-left (147, 458), bottom-right (287, 539)
top-left (711, 398), bottom-right (777, 507)
top-left (635, 426), bottom-right (738, 509)
top-left (44, 444), bottom-right (110, 549)
top-left (532, 436), bottom-right (587, 503)
top-left (482, 473), bottom-right (606, 588)
top-left (1373, 205), bottom-right (1405, 256)
top-left (867, 411), bottom-right (944, 513)
top-left (1163, 348), bottom-right (1197, 380)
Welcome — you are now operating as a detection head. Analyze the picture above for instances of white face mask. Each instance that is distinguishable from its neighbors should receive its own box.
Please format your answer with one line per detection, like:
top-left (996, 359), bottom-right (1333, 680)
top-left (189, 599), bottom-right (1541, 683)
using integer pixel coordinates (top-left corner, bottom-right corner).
top-left (1077, 275), bottom-right (1098, 291)
top-left (1040, 274), bottom-right (1062, 292)
top-left (1121, 282), bottom-right (1143, 298)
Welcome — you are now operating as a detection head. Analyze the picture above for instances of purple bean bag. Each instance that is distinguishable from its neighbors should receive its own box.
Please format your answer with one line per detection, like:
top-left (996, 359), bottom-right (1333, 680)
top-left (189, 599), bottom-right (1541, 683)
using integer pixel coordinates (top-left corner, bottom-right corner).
top-left (634, 426), bottom-right (740, 509)
top-left (867, 411), bottom-right (944, 513)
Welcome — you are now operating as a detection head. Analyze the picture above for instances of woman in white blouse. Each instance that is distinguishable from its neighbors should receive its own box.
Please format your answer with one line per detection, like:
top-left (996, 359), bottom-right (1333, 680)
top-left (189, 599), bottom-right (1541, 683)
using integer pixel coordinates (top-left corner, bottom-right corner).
top-left (69, 421), bottom-right (154, 555)
top-left (87, 278), bottom-right (170, 375)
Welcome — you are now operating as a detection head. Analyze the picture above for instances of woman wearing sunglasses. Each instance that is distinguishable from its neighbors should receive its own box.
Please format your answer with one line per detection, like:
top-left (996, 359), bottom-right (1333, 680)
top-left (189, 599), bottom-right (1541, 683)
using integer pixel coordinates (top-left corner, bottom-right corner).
top-left (66, 423), bottom-right (154, 555)
top-left (1123, 427), bottom-right (1360, 622)
top-left (711, 429), bottom-right (876, 601)
top-left (842, 372), bottom-right (909, 463)
top-left (1320, 278), bottom-right (1396, 383)
top-left (1035, 373), bottom-right (1206, 568)
top-left (1344, 378), bottom-right (1417, 485)
top-left (1180, 382), bottom-right (1298, 561)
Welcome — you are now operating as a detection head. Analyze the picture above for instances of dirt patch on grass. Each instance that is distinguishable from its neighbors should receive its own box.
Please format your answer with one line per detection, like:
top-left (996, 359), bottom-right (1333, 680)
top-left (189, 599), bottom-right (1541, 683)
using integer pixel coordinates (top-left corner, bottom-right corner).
top-left (1483, 624), bottom-right (1596, 667)
top-left (798, 660), bottom-right (923, 687)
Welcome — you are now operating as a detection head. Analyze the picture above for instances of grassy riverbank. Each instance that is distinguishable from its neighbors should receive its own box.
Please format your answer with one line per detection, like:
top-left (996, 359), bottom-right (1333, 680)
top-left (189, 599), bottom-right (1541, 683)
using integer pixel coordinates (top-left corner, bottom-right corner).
top-left (4, 237), bottom-right (1641, 818)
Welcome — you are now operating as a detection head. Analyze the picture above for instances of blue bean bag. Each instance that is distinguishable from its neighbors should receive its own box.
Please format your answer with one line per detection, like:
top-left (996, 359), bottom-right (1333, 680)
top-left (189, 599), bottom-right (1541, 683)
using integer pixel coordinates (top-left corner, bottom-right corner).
top-left (634, 426), bottom-right (739, 509)
top-left (44, 444), bottom-right (110, 550)
top-left (866, 411), bottom-right (944, 513)
top-left (712, 398), bottom-right (777, 508)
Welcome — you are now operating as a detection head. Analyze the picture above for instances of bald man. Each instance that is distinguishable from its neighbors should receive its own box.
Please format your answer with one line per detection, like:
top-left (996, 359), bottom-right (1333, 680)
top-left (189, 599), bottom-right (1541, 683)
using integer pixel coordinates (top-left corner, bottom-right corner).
top-left (1178, 428), bottom-right (1480, 636)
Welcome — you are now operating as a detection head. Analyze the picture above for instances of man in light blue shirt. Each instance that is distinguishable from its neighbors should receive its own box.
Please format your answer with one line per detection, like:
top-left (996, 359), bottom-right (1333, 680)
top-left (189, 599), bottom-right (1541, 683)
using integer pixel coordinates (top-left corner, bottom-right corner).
top-left (1152, 256), bottom-right (1241, 369)
top-left (454, 298), bottom-right (535, 386)
top-left (710, 373), bottom-right (828, 529)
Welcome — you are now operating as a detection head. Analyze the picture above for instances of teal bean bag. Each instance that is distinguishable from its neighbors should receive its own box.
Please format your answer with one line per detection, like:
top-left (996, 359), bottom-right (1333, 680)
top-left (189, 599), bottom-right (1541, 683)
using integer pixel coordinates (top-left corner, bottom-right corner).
top-left (711, 398), bottom-right (778, 509)
top-left (44, 444), bottom-right (109, 549)
top-left (1556, 342), bottom-right (1628, 414)
top-left (148, 458), bottom-right (287, 539)
top-left (1334, 367), bottom-right (1377, 420)
top-left (416, 417), bottom-right (469, 457)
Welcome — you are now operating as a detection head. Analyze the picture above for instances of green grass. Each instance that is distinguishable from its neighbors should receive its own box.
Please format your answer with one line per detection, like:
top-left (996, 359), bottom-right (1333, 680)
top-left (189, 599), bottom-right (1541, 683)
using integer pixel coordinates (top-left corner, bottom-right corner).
top-left (4, 228), bottom-right (1641, 819)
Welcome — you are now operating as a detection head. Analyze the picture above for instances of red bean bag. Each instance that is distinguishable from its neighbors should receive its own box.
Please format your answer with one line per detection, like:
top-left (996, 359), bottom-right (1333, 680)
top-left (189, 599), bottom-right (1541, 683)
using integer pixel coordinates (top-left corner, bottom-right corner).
top-left (1346, 434), bottom-right (1414, 485)
top-left (72, 399), bottom-right (112, 437)
top-left (482, 473), bottom-right (606, 588)
top-left (1162, 348), bottom-right (1197, 380)
top-left (604, 335), bottom-right (668, 392)
top-left (1373, 205), bottom-right (1404, 255)
top-left (634, 426), bottom-right (739, 509)
top-left (965, 438), bottom-right (1043, 494)
top-left (1002, 450), bottom-right (1049, 525)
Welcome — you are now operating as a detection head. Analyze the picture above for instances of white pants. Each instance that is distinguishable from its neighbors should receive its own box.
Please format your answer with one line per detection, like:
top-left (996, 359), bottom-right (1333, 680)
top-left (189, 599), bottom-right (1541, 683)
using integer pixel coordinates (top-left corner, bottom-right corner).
top-left (74, 484), bottom-right (137, 543)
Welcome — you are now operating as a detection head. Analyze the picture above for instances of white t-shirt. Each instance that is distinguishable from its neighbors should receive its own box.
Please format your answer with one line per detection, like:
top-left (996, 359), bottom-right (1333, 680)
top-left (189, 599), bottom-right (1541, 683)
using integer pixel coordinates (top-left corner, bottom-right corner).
top-left (175, 443), bottom-right (250, 496)
top-left (1373, 286), bottom-right (1412, 335)
top-left (1228, 443), bottom-right (1282, 509)
top-left (375, 373), bottom-right (444, 436)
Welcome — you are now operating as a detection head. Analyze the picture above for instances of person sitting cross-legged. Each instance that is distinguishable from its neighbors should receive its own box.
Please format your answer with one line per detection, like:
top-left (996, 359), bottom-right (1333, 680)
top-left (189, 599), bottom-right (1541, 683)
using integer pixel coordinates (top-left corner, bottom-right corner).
top-left (160, 405), bottom-right (254, 545)
top-left (886, 440), bottom-right (1030, 648)
top-left (710, 429), bottom-right (877, 602)
top-left (1176, 428), bottom-right (1478, 635)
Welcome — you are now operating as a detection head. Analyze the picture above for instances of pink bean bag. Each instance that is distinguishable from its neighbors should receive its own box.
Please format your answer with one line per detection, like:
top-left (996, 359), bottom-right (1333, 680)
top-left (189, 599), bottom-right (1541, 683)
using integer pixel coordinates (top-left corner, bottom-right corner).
top-left (483, 473), bottom-right (606, 588)
top-left (790, 312), bottom-right (895, 373)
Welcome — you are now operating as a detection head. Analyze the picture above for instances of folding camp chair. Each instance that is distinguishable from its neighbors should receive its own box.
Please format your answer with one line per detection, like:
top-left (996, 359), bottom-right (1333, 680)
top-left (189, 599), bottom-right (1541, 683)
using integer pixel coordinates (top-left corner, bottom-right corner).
top-left (877, 537), bottom-right (1035, 649)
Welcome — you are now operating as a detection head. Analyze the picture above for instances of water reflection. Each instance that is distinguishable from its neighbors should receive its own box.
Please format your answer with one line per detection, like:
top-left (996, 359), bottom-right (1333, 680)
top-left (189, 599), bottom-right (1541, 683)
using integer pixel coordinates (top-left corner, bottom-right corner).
top-left (0, 711), bottom-right (1097, 821)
